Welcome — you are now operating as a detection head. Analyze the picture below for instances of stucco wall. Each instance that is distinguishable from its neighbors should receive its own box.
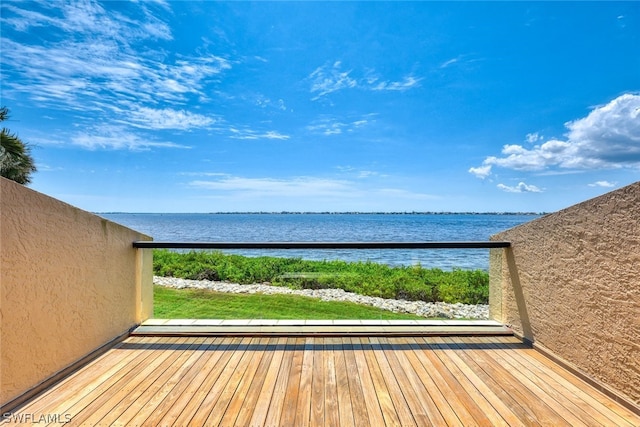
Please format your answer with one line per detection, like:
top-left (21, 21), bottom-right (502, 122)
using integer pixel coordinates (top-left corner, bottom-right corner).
top-left (490, 181), bottom-right (640, 405)
top-left (0, 177), bottom-right (153, 406)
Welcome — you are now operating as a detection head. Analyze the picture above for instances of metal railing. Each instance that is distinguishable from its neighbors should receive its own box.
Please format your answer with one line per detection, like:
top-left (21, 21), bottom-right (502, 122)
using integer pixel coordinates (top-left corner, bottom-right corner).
top-left (133, 241), bottom-right (510, 249)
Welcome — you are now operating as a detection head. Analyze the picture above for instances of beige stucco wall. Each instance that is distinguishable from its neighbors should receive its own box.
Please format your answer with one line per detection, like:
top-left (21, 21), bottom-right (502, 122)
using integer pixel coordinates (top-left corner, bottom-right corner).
top-left (490, 181), bottom-right (640, 405)
top-left (0, 177), bottom-right (153, 406)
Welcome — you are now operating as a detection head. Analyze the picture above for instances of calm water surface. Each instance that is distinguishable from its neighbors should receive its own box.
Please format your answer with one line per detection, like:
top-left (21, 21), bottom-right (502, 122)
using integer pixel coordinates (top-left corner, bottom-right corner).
top-left (100, 213), bottom-right (539, 270)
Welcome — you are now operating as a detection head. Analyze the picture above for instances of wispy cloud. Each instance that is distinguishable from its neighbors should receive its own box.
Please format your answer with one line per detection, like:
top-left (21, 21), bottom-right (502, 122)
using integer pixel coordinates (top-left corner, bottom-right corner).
top-left (371, 76), bottom-right (421, 92)
top-left (2, 1), bottom-right (172, 41)
top-left (1, 1), bottom-right (231, 148)
top-left (124, 107), bottom-right (218, 131)
top-left (228, 128), bottom-right (290, 140)
top-left (189, 174), bottom-right (437, 205)
top-left (308, 61), bottom-right (421, 99)
top-left (497, 182), bottom-right (542, 193)
top-left (309, 61), bottom-right (357, 99)
top-left (469, 93), bottom-right (640, 178)
top-left (254, 95), bottom-right (287, 111)
top-left (335, 165), bottom-right (387, 179)
top-left (440, 57), bottom-right (460, 69)
top-left (439, 54), bottom-right (483, 70)
top-left (190, 176), bottom-right (353, 197)
top-left (588, 180), bottom-right (617, 188)
top-left (525, 132), bottom-right (543, 143)
top-left (306, 114), bottom-right (375, 136)
top-left (70, 125), bottom-right (189, 151)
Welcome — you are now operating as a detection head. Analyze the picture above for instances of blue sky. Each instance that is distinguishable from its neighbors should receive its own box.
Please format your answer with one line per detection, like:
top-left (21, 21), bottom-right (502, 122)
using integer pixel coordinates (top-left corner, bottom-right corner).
top-left (1, 1), bottom-right (639, 213)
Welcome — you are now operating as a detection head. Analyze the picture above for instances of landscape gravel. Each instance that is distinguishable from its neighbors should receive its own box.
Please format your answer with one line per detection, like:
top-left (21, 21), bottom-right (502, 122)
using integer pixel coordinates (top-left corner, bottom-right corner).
top-left (154, 276), bottom-right (489, 319)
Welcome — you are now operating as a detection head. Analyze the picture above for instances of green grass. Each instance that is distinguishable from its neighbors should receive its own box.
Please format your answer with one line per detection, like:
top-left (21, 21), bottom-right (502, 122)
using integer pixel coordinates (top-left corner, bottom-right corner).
top-left (154, 285), bottom-right (426, 320)
top-left (153, 249), bottom-right (489, 304)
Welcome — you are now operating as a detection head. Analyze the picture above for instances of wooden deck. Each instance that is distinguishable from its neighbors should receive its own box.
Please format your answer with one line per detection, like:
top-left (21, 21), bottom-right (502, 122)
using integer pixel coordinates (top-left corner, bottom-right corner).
top-left (7, 334), bottom-right (639, 426)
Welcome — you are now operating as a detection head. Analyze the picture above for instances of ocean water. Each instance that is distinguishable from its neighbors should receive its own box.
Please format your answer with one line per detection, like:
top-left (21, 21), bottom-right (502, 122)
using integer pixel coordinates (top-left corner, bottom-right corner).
top-left (100, 213), bottom-right (539, 270)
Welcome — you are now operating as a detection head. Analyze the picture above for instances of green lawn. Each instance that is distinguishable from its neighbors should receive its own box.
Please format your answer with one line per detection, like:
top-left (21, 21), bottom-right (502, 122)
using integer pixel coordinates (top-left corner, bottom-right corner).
top-left (154, 285), bottom-right (426, 320)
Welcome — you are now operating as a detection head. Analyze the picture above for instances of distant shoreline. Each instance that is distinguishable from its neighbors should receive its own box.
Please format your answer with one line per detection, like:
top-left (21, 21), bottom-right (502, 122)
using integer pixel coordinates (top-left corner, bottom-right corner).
top-left (98, 211), bottom-right (546, 216)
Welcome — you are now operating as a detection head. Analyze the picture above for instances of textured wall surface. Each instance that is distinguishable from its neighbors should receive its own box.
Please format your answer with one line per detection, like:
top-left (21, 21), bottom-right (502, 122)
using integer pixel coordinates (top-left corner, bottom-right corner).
top-left (490, 181), bottom-right (640, 405)
top-left (0, 178), bottom-right (152, 405)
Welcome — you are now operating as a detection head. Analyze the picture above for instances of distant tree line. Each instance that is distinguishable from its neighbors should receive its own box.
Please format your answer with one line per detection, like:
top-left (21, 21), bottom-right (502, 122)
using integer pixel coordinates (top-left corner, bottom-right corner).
top-left (0, 106), bottom-right (36, 184)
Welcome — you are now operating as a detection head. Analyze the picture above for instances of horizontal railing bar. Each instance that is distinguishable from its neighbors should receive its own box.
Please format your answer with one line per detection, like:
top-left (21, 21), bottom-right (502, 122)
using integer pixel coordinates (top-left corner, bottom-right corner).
top-left (133, 241), bottom-right (510, 249)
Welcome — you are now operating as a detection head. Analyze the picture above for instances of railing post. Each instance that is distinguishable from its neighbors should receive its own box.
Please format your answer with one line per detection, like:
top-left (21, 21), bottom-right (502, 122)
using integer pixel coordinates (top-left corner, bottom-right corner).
top-left (135, 247), bottom-right (154, 323)
top-left (488, 246), bottom-right (504, 322)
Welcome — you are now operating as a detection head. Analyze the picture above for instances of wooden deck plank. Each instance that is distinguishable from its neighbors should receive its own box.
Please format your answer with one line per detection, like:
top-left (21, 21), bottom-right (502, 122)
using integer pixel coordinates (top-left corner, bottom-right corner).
top-left (18, 336), bottom-right (161, 417)
top-left (203, 337), bottom-right (263, 426)
top-left (68, 337), bottom-right (195, 426)
top-left (377, 336), bottom-right (449, 426)
top-left (493, 336), bottom-right (640, 426)
top-left (330, 337), bottom-right (356, 427)
top-left (136, 337), bottom-right (229, 426)
top-left (341, 338), bottom-right (371, 426)
top-left (474, 337), bottom-right (581, 426)
top-left (248, 337), bottom-right (288, 427)
top-left (9, 335), bottom-right (640, 427)
top-left (390, 336), bottom-right (465, 426)
top-left (262, 337), bottom-right (295, 427)
top-left (367, 337), bottom-right (417, 426)
top-left (104, 337), bottom-right (213, 426)
top-left (359, 337), bottom-right (403, 427)
top-left (42, 337), bottom-right (188, 425)
top-left (424, 336), bottom-right (509, 426)
top-left (293, 337), bottom-right (315, 427)
top-left (487, 337), bottom-right (616, 427)
top-left (430, 337), bottom-right (523, 426)
top-left (167, 337), bottom-right (243, 426)
top-left (279, 337), bottom-right (305, 427)
top-left (322, 338), bottom-right (340, 427)
top-left (187, 337), bottom-right (253, 425)
top-left (486, 336), bottom-right (632, 427)
top-left (469, 336), bottom-right (571, 426)
top-left (407, 337), bottom-right (482, 426)
top-left (350, 337), bottom-right (387, 426)
top-left (310, 337), bottom-right (326, 427)
top-left (453, 336), bottom-right (544, 426)
top-left (231, 337), bottom-right (278, 427)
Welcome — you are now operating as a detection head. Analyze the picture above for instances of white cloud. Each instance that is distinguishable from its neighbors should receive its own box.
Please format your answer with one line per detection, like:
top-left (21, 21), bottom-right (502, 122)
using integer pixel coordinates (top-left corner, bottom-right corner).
top-left (372, 76), bottom-right (421, 92)
top-left (306, 114), bottom-right (374, 136)
top-left (189, 175), bottom-right (437, 206)
top-left (497, 182), bottom-right (542, 193)
top-left (470, 93), bottom-right (640, 178)
top-left (125, 107), bottom-right (217, 130)
top-left (440, 57), bottom-right (460, 69)
top-left (588, 180), bottom-right (616, 188)
top-left (2, 1), bottom-right (172, 43)
top-left (70, 125), bottom-right (188, 151)
top-left (309, 61), bottom-right (357, 99)
top-left (439, 54), bottom-right (482, 70)
top-left (228, 128), bottom-right (290, 140)
top-left (468, 165), bottom-right (492, 179)
top-left (525, 132), bottom-right (543, 143)
top-left (255, 95), bottom-right (287, 111)
top-left (190, 176), bottom-right (353, 197)
top-left (0, 1), bottom-right (232, 148)
top-left (309, 61), bottom-right (420, 99)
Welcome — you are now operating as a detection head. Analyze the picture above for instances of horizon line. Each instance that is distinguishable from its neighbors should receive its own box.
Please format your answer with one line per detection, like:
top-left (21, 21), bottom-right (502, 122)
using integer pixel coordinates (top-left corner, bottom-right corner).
top-left (97, 211), bottom-right (547, 215)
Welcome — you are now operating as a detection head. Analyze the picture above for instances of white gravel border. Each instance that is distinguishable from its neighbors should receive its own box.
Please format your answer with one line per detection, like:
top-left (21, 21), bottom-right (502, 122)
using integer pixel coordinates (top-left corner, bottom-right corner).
top-left (154, 276), bottom-right (489, 319)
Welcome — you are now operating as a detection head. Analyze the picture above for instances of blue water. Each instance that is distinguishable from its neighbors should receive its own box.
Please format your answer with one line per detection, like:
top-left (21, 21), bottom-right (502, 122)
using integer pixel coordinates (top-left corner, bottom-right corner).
top-left (100, 213), bottom-right (538, 270)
